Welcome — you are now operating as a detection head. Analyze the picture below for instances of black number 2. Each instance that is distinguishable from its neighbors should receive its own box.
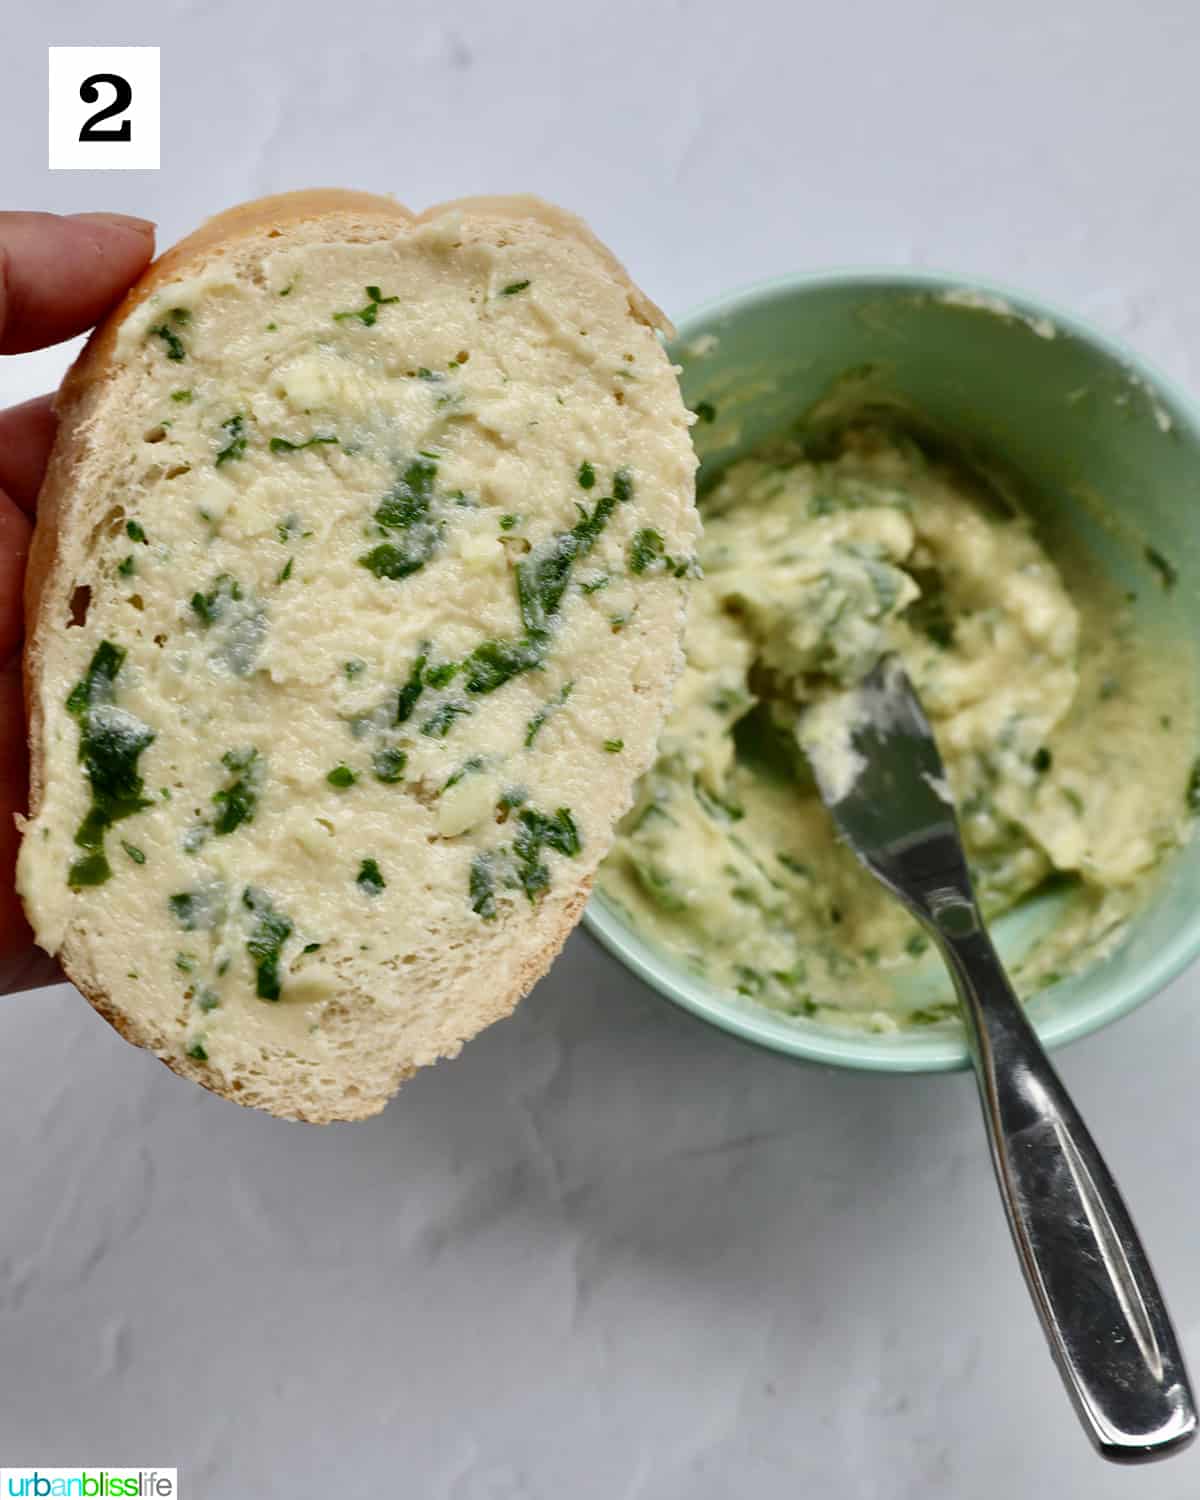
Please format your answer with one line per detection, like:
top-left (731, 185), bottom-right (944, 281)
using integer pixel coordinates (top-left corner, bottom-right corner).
top-left (78, 74), bottom-right (133, 143)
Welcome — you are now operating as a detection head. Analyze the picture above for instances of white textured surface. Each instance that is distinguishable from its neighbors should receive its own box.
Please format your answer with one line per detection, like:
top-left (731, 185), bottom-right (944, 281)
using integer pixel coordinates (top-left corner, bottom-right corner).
top-left (5, 0), bottom-right (1200, 1493)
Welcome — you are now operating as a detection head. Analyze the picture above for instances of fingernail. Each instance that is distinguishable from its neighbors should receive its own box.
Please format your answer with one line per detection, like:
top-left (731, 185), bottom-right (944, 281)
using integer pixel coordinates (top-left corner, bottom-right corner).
top-left (69, 212), bottom-right (156, 236)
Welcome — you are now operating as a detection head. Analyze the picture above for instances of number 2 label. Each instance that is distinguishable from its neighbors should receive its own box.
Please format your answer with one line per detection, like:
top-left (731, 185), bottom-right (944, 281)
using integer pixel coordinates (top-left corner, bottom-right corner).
top-left (49, 47), bottom-right (160, 170)
top-left (79, 74), bottom-right (134, 143)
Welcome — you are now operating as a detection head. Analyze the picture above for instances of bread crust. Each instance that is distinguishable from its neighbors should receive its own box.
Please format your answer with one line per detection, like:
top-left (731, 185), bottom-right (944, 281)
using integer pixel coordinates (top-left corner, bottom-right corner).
top-left (22, 189), bottom-right (684, 1121)
top-left (75, 877), bottom-right (594, 1125)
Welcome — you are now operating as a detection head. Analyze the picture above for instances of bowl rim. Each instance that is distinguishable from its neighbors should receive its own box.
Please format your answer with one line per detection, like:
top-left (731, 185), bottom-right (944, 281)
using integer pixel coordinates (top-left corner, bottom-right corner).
top-left (583, 264), bottom-right (1200, 1074)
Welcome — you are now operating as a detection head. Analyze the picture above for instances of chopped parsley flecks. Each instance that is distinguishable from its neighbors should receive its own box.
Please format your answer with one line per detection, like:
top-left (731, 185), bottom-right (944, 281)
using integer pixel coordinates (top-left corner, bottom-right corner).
top-left (513, 806), bottom-right (582, 900)
top-left (333, 285), bottom-right (399, 328)
top-left (356, 858), bottom-right (386, 896)
top-left (457, 488), bottom-right (621, 696)
top-left (500, 280), bottom-right (531, 297)
top-left (243, 886), bottom-right (293, 1001)
top-left (1145, 546), bottom-right (1179, 591)
top-left (497, 786), bottom-right (528, 818)
top-left (458, 636), bottom-right (544, 696)
top-left (170, 389), bottom-right (193, 404)
top-left (374, 456), bottom-right (437, 528)
top-left (469, 853), bottom-right (498, 919)
top-left (364, 472), bottom-right (626, 740)
top-left (694, 778), bottom-right (744, 823)
top-left (149, 309), bottom-right (189, 362)
top-left (499, 514), bottom-right (519, 530)
top-left (394, 647), bottom-right (430, 723)
top-left (577, 460), bottom-right (596, 490)
top-left (186, 1040), bottom-right (209, 1062)
top-left (327, 764), bottom-right (358, 789)
top-left (525, 681), bottom-right (573, 747)
top-left (468, 804), bottom-right (582, 918)
top-left (735, 965), bottom-right (765, 997)
top-left (213, 747), bottom-right (260, 836)
top-left (214, 413), bottom-right (247, 467)
top-left (420, 700), bottom-right (471, 738)
top-left (117, 555), bottom-right (135, 577)
top-left (624, 525), bottom-right (690, 576)
top-left (908, 1003), bottom-right (958, 1026)
top-left (613, 467), bottom-right (634, 503)
top-left (1032, 747), bottom-right (1053, 774)
top-left (121, 840), bottom-right (146, 864)
top-left (694, 400), bottom-right (717, 424)
top-left (603, 739), bottom-right (624, 753)
top-left (276, 557), bottom-right (294, 584)
top-left (424, 661), bottom-right (459, 689)
top-left (126, 520), bottom-right (147, 543)
top-left (270, 434), bottom-right (339, 454)
top-left (629, 528), bottom-right (663, 573)
top-left (168, 886), bottom-right (223, 932)
top-left (187, 573), bottom-right (264, 672)
top-left (344, 658), bottom-right (366, 680)
top-left (443, 756), bottom-right (485, 793)
top-left (166, 888), bottom-right (192, 924)
top-left (182, 824), bottom-right (208, 855)
top-left (360, 456), bottom-right (443, 582)
top-left (1188, 758), bottom-right (1200, 815)
top-left (518, 492), bottom-right (616, 632)
top-left (65, 642), bottom-right (156, 889)
top-left (276, 513), bottom-right (303, 544)
top-left (372, 746), bottom-right (408, 783)
top-left (191, 573), bottom-right (242, 627)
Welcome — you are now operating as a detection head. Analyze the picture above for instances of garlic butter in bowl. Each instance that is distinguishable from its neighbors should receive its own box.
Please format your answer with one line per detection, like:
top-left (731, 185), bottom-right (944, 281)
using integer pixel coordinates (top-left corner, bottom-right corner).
top-left (586, 271), bottom-right (1200, 1071)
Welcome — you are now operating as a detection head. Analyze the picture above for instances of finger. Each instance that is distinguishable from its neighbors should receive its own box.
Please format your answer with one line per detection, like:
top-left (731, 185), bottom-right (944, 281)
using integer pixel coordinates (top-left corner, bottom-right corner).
top-left (0, 652), bottom-right (32, 962)
top-left (0, 394), bottom-right (55, 515)
top-left (0, 211), bottom-right (155, 355)
top-left (0, 490), bottom-right (30, 660)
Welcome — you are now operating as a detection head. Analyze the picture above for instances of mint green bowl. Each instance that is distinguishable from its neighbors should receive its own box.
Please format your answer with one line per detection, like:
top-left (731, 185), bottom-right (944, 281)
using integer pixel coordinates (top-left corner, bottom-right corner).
top-left (584, 269), bottom-right (1200, 1072)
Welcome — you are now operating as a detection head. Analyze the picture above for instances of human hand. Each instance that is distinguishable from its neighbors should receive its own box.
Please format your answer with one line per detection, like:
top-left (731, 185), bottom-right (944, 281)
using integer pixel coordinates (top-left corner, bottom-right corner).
top-left (1, 212), bottom-right (156, 969)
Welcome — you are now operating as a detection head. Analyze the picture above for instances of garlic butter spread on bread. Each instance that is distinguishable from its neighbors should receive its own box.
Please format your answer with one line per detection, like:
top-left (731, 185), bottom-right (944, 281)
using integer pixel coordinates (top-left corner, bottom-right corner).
top-left (18, 190), bottom-right (698, 1121)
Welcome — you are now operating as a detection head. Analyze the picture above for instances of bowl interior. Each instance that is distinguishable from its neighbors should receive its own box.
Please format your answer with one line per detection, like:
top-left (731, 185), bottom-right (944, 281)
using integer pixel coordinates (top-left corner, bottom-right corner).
top-left (586, 271), bottom-right (1200, 1070)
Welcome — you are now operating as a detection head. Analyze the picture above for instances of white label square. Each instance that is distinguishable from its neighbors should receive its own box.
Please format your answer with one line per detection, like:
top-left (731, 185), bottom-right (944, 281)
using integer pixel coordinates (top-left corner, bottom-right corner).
top-left (49, 47), bottom-right (160, 170)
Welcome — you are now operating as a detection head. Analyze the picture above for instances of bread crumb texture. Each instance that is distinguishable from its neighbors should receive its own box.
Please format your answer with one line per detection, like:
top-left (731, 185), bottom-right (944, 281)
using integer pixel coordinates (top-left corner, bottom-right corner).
top-left (18, 190), bottom-right (698, 1121)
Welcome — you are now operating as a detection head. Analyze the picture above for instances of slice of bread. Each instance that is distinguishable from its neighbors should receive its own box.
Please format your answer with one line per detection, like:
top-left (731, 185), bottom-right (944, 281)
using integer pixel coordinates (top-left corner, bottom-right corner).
top-left (18, 189), bottom-right (697, 1122)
